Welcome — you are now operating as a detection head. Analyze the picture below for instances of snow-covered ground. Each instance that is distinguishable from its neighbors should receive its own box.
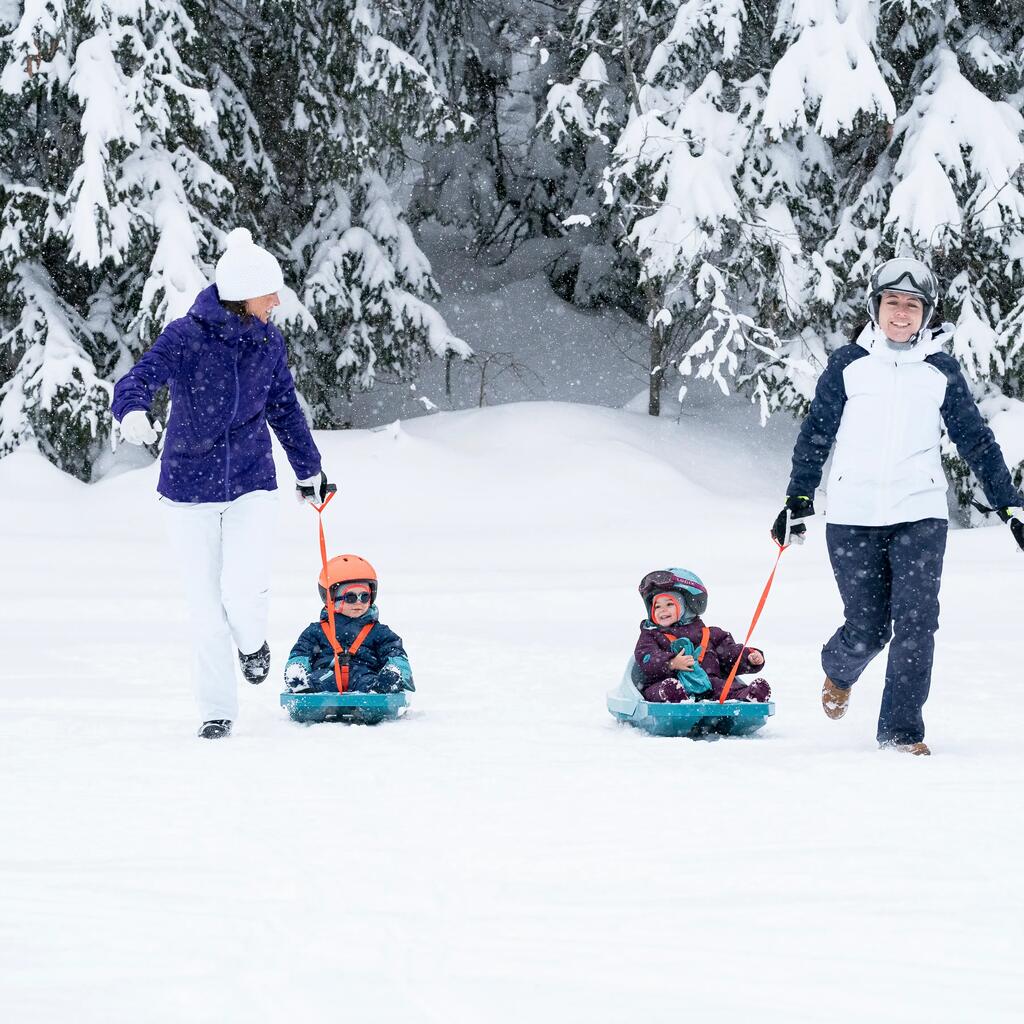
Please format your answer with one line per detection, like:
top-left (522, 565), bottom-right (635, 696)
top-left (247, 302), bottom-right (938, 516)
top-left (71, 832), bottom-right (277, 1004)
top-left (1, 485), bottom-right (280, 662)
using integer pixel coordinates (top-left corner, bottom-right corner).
top-left (2, 398), bottom-right (1022, 1022)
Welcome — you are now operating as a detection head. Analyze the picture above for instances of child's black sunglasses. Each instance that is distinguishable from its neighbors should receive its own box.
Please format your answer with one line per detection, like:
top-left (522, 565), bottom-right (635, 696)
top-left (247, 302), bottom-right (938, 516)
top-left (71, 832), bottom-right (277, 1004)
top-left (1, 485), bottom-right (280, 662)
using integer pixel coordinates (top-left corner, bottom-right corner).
top-left (337, 591), bottom-right (372, 604)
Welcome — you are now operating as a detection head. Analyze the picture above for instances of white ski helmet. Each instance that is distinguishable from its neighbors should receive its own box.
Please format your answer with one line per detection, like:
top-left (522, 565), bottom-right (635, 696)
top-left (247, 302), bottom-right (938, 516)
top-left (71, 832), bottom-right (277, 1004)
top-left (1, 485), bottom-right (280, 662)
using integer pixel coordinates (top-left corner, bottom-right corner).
top-left (867, 257), bottom-right (939, 329)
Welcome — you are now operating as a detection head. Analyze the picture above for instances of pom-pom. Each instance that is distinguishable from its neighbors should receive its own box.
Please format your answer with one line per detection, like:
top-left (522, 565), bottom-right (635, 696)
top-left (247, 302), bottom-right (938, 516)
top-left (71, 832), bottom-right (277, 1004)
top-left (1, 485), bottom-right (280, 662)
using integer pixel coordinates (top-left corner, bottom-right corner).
top-left (223, 227), bottom-right (253, 250)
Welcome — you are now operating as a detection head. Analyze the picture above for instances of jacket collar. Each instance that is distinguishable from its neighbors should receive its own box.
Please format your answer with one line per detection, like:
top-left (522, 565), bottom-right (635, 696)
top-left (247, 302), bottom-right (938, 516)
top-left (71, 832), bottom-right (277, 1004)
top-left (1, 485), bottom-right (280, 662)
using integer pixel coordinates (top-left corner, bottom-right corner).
top-left (187, 284), bottom-right (272, 345)
top-left (856, 322), bottom-right (953, 364)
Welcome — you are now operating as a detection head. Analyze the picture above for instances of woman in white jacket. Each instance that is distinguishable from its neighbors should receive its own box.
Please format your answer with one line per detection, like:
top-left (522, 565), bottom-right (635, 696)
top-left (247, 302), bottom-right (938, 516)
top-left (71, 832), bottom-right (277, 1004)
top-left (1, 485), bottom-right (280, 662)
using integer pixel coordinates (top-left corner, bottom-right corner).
top-left (772, 258), bottom-right (1024, 755)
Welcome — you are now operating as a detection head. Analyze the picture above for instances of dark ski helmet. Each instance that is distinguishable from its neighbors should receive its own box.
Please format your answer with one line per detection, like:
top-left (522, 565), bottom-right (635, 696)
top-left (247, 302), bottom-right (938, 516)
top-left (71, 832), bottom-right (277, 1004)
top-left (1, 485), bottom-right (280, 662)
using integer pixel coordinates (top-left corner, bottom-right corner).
top-left (639, 567), bottom-right (708, 621)
top-left (318, 554), bottom-right (378, 605)
top-left (867, 257), bottom-right (939, 329)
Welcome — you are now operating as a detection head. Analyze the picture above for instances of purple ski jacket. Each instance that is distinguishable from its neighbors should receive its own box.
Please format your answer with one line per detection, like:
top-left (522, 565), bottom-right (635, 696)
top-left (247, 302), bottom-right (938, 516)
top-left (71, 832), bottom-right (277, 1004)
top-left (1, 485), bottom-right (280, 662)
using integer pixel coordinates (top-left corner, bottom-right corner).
top-left (634, 618), bottom-right (764, 689)
top-left (111, 285), bottom-right (321, 503)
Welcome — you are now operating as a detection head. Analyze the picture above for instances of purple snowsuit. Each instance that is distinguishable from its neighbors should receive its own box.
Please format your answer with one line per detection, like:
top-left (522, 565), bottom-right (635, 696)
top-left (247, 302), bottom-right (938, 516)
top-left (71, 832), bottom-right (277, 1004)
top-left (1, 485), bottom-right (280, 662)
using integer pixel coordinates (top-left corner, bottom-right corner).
top-left (634, 618), bottom-right (769, 702)
top-left (111, 285), bottom-right (321, 502)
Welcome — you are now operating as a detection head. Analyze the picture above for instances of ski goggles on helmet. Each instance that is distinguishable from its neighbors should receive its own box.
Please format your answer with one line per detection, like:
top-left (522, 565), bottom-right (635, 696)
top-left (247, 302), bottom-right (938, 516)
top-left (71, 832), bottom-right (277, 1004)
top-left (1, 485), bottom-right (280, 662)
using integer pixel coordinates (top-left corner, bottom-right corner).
top-left (871, 259), bottom-right (936, 299)
top-left (639, 570), bottom-right (708, 616)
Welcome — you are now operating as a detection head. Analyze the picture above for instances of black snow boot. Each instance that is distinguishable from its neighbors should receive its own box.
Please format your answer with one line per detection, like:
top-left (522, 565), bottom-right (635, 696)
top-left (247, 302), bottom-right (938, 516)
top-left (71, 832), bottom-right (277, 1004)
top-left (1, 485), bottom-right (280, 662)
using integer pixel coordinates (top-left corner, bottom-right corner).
top-left (238, 641), bottom-right (271, 684)
top-left (198, 720), bottom-right (232, 740)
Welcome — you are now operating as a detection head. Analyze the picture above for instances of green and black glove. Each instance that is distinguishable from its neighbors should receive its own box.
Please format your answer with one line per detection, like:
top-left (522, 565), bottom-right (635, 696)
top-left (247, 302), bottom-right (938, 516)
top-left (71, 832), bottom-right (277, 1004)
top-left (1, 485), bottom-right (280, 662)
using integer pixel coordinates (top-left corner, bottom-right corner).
top-left (997, 506), bottom-right (1024, 552)
top-left (971, 500), bottom-right (1024, 552)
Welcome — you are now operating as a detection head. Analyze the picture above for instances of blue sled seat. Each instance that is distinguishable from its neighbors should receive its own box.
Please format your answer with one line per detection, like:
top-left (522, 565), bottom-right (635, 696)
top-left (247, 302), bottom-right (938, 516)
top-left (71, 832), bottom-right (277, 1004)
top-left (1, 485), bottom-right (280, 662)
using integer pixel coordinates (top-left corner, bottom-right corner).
top-left (281, 691), bottom-right (409, 725)
top-left (607, 660), bottom-right (773, 738)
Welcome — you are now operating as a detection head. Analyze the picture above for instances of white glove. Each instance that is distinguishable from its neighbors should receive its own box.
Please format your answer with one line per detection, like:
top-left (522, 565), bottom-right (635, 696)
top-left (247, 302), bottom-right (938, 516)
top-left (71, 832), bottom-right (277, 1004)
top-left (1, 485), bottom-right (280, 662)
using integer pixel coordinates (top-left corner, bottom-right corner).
top-left (119, 410), bottom-right (157, 446)
top-left (295, 470), bottom-right (336, 506)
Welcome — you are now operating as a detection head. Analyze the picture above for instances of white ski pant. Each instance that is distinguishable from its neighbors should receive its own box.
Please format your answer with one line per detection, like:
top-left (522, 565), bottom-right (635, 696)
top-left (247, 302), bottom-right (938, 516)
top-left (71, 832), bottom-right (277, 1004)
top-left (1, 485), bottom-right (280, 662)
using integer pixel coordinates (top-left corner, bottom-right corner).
top-left (161, 489), bottom-right (276, 722)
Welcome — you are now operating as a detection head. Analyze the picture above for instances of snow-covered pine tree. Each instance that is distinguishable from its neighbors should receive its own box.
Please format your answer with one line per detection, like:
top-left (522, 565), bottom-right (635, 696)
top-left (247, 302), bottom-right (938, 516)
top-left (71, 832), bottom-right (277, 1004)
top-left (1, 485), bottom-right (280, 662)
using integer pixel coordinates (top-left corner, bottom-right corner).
top-left (0, 0), bottom-right (226, 478)
top-left (541, 2), bottom-right (637, 311)
top-left (0, 0), bottom-right (470, 476)
top-left (546, 2), bottom-right (786, 416)
top-left (188, 0), bottom-right (472, 426)
top-left (411, 2), bottom-right (574, 255)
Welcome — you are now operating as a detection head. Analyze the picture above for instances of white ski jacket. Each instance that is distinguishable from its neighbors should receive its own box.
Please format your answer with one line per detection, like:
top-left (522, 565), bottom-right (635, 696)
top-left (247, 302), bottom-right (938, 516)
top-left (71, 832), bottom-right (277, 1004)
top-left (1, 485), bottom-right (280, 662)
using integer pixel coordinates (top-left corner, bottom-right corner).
top-left (788, 324), bottom-right (1022, 527)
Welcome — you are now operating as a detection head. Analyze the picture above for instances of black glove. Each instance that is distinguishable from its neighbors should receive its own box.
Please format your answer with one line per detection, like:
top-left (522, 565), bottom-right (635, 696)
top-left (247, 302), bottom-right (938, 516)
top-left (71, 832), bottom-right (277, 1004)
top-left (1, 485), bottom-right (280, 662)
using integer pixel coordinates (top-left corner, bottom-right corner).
top-left (770, 495), bottom-right (814, 546)
top-left (296, 470), bottom-right (337, 506)
top-left (996, 506), bottom-right (1024, 552)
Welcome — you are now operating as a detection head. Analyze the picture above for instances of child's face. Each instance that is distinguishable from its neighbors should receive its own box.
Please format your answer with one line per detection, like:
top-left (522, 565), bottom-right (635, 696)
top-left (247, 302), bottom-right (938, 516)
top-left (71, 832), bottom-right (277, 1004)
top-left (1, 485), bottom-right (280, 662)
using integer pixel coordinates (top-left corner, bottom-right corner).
top-left (336, 585), bottom-right (372, 618)
top-left (652, 594), bottom-right (682, 627)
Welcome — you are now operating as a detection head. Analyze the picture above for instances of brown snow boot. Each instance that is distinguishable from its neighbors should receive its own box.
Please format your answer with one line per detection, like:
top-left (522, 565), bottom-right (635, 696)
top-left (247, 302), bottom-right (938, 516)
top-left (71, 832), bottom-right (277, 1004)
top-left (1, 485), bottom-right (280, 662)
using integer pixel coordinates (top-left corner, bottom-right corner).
top-left (879, 740), bottom-right (931, 756)
top-left (822, 677), bottom-right (850, 720)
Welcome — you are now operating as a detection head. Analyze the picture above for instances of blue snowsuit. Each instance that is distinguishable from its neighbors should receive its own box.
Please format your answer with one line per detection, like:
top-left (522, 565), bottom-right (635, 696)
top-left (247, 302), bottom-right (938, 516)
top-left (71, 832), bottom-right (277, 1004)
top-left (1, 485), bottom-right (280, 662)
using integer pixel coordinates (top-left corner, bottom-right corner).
top-left (284, 607), bottom-right (414, 694)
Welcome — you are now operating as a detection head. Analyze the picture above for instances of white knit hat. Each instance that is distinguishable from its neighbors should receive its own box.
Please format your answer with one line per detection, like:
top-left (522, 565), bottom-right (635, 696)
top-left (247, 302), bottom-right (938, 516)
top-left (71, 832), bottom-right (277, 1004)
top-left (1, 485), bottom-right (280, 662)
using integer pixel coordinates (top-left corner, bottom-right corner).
top-left (215, 227), bottom-right (284, 301)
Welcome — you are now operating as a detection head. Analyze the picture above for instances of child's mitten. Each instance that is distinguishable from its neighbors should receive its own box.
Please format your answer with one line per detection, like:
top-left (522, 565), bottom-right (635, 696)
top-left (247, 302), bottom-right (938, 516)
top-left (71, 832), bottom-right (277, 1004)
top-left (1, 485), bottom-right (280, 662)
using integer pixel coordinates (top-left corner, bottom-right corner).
top-left (381, 655), bottom-right (414, 692)
top-left (284, 659), bottom-right (313, 693)
top-left (378, 665), bottom-right (404, 693)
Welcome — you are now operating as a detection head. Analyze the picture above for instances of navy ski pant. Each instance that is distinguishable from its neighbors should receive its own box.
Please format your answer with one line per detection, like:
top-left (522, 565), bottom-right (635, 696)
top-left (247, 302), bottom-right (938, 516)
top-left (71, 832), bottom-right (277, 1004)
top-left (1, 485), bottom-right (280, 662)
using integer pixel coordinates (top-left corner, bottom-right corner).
top-left (822, 519), bottom-right (947, 745)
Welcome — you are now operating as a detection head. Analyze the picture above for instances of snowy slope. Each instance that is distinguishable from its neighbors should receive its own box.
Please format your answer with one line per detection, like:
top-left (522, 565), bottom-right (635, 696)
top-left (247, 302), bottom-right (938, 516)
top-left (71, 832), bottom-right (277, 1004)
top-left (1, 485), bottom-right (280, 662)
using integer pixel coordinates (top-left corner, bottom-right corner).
top-left (1, 400), bottom-right (1021, 1023)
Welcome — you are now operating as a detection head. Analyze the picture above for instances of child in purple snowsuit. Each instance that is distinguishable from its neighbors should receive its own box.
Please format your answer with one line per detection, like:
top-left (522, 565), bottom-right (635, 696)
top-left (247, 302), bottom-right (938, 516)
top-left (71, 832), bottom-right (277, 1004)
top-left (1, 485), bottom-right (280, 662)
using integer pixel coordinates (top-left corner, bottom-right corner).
top-left (633, 567), bottom-right (771, 704)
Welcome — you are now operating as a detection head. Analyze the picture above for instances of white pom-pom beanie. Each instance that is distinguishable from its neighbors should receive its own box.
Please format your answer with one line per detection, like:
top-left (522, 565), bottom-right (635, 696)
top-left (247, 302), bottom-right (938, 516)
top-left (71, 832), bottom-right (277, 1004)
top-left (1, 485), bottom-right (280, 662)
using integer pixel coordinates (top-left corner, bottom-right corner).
top-left (215, 227), bottom-right (285, 301)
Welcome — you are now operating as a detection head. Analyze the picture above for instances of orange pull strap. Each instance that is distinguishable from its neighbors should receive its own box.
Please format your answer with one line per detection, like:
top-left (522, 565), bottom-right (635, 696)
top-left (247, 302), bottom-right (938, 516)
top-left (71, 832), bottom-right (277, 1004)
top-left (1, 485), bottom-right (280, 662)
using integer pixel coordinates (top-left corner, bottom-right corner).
top-left (347, 621), bottom-right (375, 656)
top-left (718, 541), bottom-right (786, 702)
top-left (311, 492), bottom-right (347, 691)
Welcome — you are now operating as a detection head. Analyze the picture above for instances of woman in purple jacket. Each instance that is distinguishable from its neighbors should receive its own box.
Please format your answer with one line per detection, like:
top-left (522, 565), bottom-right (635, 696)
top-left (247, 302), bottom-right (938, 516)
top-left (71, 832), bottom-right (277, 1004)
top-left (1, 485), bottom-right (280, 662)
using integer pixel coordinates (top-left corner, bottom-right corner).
top-left (112, 228), bottom-right (333, 739)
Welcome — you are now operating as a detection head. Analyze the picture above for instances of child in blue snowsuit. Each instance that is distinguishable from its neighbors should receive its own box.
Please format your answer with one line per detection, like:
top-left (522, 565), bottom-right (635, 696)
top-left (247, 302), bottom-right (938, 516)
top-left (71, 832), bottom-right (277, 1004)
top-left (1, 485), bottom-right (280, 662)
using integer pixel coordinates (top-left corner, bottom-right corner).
top-left (284, 554), bottom-right (414, 694)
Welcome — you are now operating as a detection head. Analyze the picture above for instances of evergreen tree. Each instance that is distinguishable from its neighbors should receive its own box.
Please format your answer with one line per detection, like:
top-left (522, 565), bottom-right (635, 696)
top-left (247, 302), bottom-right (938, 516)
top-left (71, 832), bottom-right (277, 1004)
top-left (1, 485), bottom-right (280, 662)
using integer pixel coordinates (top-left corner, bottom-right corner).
top-left (0, 0), bottom-right (225, 478)
top-left (545, 2), bottom-right (784, 415)
top-left (544, 1), bottom-right (1024, 512)
top-left (0, 0), bottom-right (469, 476)
top-left (209, 0), bottom-right (471, 425)
top-left (411, 1), bottom-right (574, 254)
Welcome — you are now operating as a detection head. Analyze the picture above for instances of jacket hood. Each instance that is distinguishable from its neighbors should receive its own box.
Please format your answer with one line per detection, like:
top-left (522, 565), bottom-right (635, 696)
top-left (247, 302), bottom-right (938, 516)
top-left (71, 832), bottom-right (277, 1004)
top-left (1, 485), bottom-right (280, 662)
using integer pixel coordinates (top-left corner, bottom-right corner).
top-left (856, 321), bottom-right (954, 363)
top-left (187, 284), bottom-right (270, 343)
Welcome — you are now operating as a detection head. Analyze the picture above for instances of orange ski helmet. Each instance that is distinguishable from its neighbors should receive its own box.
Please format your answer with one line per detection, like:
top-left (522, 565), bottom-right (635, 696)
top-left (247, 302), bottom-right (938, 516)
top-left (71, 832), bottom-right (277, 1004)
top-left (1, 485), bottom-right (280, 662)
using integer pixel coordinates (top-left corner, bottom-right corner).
top-left (318, 554), bottom-right (378, 605)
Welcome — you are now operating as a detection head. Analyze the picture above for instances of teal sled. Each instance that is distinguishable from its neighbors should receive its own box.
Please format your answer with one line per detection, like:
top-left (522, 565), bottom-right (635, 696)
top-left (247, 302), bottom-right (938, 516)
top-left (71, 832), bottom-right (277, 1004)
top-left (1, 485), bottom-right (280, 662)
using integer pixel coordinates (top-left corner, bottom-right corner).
top-left (281, 691), bottom-right (408, 725)
top-left (608, 661), bottom-right (773, 738)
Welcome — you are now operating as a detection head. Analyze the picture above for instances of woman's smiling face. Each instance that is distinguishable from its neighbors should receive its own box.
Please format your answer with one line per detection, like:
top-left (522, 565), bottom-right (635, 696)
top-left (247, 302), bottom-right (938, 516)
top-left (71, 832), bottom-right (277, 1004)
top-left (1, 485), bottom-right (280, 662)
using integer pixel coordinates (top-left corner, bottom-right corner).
top-left (879, 290), bottom-right (924, 343)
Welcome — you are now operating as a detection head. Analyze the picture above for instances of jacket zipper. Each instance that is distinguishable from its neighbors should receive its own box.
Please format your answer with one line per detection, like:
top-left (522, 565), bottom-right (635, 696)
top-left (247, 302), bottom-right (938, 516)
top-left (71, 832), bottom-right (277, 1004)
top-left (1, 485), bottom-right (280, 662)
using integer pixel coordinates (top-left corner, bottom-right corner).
top-left (878, 357), bottom-right (902, 522)
top-left (225, 346), bottom-right (240, 502)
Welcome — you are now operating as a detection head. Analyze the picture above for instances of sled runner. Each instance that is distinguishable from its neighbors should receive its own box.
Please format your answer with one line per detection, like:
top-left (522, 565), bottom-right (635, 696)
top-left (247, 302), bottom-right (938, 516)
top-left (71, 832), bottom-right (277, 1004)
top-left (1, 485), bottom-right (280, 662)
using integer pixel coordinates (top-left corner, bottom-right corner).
top-left (280, 691), bottom-right (408, 725)
top-left (607, 661), bottom-right (773, 738)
